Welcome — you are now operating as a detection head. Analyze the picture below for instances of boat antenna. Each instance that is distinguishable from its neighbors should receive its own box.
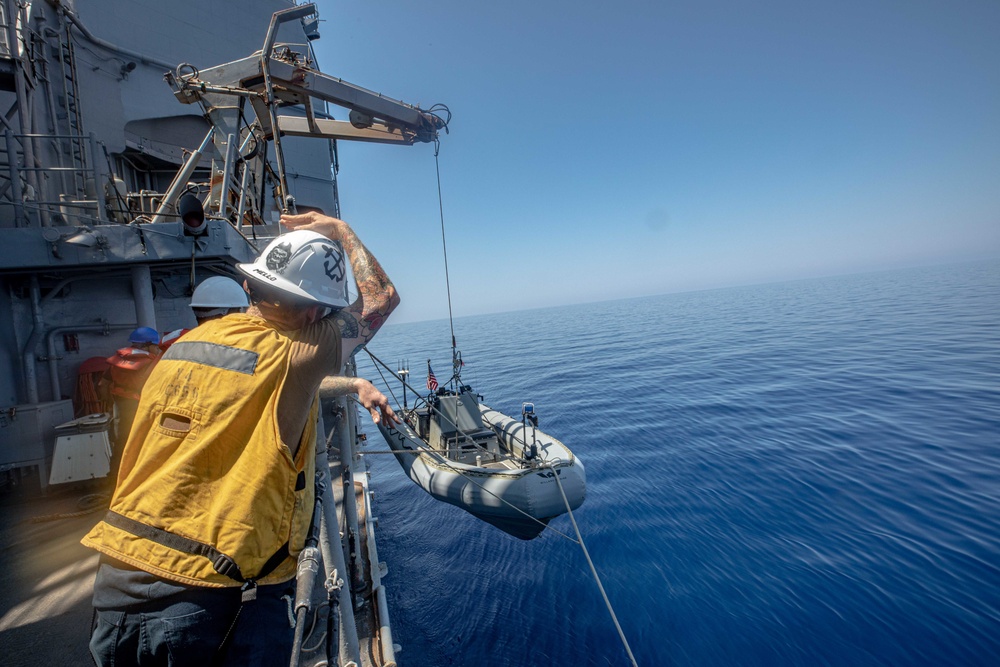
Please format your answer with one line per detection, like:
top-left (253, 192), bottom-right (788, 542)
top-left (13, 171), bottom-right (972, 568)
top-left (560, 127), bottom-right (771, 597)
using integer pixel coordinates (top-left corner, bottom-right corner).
top-left (398, 360), bottom-right (409, 409)
top-left (434, 139), bottom-right (459, 378)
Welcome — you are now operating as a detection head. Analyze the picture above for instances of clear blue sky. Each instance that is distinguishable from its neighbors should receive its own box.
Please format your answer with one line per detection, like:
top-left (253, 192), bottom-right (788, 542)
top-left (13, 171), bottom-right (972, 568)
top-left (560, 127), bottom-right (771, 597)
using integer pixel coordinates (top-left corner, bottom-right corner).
top-left (310, 0), bottom-right (1000, 324)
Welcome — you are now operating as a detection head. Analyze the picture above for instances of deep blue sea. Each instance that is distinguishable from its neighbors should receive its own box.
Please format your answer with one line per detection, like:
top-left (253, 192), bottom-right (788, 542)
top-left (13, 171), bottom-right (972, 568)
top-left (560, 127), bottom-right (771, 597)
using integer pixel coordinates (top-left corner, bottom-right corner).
top-left (354, 260), bottom-right (1000, 667)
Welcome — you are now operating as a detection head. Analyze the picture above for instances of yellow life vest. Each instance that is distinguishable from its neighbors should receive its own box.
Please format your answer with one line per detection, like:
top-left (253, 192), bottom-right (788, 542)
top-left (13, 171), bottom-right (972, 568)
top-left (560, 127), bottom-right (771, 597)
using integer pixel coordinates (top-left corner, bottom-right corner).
top-left (82, 315), bottom-right (318, 587)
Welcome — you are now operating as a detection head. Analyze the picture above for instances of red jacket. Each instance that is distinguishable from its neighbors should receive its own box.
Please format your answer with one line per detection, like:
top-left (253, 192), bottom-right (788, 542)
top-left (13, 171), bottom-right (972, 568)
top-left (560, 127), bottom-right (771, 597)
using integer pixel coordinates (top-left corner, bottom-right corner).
top-left (158, 328), bottom-right (190, 352)
top-left (106, 347), bottom-right (160, 400)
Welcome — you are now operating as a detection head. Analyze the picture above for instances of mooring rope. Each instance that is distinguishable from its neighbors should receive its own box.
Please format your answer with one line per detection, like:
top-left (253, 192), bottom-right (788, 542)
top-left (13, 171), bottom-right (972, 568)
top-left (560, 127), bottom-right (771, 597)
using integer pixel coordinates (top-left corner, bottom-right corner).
top-left (550, 462), bottom-right (640, 667)
top-left (30, 493), bottom-right (108, 523)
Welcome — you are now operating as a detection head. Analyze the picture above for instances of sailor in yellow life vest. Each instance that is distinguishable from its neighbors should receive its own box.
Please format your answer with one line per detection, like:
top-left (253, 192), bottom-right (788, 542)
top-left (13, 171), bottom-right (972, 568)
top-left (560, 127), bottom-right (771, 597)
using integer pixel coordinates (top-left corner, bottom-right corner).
top-left (84, 213), bottom-right (400, 666)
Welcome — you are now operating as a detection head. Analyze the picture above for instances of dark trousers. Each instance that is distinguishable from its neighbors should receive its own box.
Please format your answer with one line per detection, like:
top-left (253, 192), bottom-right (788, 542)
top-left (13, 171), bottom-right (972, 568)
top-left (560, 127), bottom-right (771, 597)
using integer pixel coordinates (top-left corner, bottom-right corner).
top-left (90, 581), bottom-right (295, 666)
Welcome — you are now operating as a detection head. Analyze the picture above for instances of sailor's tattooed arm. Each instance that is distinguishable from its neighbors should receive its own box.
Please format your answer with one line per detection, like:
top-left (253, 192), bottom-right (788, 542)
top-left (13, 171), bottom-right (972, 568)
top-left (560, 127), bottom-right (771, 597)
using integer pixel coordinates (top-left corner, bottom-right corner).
top-left (318, 376), bottom-right (400, 425)
top-left (318, 375), bottom-right (362, 398)
top-left (278, 212), bottom-right (400, 352)
top-left (336, 222), bottom-right (400, 343)
top-left (332, 309), bottom-right (363, 359)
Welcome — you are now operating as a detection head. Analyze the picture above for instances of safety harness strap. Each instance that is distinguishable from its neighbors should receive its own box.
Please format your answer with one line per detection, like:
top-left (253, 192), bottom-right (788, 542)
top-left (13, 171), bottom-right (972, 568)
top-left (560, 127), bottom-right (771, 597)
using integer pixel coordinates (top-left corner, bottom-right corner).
top-left (103, 510), bottom-right (289, 584)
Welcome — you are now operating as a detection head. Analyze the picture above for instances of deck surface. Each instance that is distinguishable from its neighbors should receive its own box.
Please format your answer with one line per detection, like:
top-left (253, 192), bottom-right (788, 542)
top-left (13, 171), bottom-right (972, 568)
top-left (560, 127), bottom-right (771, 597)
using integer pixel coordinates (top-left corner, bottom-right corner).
top-left (0, 475), bottom-right (107, 665)
top-left (0, 407), bottom-right (380, 666)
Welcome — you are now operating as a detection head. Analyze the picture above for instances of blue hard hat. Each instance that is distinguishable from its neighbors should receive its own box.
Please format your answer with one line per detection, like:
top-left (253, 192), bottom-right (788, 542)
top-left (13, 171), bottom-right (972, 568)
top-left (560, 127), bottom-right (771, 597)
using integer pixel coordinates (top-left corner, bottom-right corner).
top-left (129, 326), bottom-right (160, 344)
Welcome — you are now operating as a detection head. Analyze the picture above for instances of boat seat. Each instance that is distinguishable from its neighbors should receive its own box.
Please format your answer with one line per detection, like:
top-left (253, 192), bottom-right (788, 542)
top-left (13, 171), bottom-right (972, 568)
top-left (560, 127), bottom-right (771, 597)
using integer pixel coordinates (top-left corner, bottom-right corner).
top-left (433, 393), bottom-right (484, 436)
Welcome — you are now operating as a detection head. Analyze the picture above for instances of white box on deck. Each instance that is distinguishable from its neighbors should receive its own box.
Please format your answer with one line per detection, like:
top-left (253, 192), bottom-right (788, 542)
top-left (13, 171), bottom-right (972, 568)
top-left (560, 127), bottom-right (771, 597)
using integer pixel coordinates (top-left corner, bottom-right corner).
top-left (48, 413), bottom-right (112, 485)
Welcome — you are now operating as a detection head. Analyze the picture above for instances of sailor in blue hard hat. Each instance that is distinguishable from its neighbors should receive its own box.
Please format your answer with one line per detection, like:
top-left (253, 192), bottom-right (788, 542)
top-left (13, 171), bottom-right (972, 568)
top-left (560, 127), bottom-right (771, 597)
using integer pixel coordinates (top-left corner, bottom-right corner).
top-left (128, 326), bottom-right (159, 345)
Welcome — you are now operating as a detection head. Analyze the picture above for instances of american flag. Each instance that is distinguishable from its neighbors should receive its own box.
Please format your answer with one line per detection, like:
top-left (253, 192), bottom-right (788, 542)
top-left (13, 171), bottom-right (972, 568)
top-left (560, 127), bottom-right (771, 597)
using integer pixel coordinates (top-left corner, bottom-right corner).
top-left (426, 361), bottom-right (438, 391)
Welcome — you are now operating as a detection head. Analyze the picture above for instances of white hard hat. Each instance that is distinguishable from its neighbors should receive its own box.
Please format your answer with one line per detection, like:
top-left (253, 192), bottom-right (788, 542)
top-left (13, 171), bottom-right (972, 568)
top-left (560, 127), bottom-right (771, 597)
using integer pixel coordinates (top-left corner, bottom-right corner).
top-left (190, 276), bottom-right (250, 309)
top-left (237, 230), bottom-right (350, 308)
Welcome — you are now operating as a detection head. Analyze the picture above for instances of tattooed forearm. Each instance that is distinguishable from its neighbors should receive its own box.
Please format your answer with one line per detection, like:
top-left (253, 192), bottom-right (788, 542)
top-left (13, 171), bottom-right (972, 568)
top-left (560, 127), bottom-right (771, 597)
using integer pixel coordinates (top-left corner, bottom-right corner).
top-left (340, 229), bottom-right (389, 290)
top-left (318, 375), bottom-right (361, 398)
top-left (338, 223), bottom-right (398, 338)
top-left (317, 376), bottom-right (399, 426)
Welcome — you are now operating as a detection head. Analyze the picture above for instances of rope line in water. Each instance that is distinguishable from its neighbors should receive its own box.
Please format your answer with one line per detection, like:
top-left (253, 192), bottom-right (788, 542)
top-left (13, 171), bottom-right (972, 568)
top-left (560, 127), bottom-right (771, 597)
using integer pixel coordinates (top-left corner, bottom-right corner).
top-left (550, 462), bottom-right (640, 667)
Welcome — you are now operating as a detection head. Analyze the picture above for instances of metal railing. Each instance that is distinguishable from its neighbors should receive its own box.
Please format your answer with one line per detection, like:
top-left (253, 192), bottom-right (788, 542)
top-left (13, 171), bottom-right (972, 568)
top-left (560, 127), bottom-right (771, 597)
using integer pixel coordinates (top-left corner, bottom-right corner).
top-left (1, 129), bottom-right (111, 227)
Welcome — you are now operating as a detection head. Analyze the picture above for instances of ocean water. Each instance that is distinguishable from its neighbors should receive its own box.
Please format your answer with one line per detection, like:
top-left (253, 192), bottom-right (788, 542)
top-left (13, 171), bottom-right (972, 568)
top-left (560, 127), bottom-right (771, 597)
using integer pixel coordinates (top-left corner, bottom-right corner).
top-left (354, 260), bottom-right (1000, 667)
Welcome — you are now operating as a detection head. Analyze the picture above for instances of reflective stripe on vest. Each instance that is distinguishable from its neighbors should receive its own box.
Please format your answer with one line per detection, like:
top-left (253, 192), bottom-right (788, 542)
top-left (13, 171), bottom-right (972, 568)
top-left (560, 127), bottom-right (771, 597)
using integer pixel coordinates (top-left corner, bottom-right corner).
top-left (162, 340), bottom-right (259, 374)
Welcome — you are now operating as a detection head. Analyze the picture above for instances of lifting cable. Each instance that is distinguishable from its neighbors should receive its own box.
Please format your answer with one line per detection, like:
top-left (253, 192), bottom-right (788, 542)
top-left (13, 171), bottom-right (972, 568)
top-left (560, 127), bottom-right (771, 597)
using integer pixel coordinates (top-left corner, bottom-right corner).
top-left (434, 140), bottom-right (459, 361)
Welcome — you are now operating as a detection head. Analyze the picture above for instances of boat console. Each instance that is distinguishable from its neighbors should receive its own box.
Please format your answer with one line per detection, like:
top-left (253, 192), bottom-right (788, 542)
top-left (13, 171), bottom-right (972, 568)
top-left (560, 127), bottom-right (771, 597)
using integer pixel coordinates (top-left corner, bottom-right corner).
top-left (419, 388), bottom-right (503, 464)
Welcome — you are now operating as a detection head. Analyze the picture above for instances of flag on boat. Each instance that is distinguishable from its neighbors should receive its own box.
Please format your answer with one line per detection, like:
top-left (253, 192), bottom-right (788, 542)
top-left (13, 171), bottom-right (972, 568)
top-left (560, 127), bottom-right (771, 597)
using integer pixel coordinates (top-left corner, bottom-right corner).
top-left (427, 361), bottom-right (438, 391)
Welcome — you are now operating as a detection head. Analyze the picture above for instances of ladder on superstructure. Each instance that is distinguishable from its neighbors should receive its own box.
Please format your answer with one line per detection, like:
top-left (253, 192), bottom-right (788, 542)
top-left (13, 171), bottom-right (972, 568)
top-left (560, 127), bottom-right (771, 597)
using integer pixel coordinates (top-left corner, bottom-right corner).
top-left (0, 0), bottom-right (26, 223)
top-left (54, 20), bottom-right (86, 197)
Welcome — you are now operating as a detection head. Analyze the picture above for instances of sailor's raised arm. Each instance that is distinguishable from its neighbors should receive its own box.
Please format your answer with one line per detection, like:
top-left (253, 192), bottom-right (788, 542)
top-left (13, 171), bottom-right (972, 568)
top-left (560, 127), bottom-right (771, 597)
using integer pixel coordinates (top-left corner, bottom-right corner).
top-left (279, 212), bottom-right (400, 365)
